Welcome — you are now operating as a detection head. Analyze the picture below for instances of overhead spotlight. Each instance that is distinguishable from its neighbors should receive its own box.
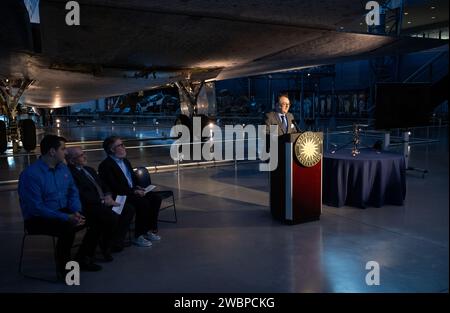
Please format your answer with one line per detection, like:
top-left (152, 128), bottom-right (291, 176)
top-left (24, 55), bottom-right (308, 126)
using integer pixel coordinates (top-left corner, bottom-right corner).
top-left (431, 16), bottom-right (436, 19)
top-left (307, 73), bottom-right (311, 77)
top-left (431, 6), bottom-right (436, 10)
top-left (5, 79), bottom-right (9, 83)
top-left (407, 21), bottom-right (412, 24)
top-left (404, 12), bottom-right (409, 15)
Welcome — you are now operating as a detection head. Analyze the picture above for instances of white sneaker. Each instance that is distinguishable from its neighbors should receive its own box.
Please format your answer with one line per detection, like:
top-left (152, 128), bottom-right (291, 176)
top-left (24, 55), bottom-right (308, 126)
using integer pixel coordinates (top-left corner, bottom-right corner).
top-left (132, 235), bottom-right (152, 247)
top-left (146, 232), bottom-right (161, 241)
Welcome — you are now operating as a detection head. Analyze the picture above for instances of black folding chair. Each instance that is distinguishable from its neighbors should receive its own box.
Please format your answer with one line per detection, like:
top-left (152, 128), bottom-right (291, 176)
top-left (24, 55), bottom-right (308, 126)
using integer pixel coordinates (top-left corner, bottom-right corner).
top-left (134, 167), bottom-right (177, 223)
top-left (19, 222), bottom-right (86, 282)
top-left (18, 225), bottom-right (60, 282)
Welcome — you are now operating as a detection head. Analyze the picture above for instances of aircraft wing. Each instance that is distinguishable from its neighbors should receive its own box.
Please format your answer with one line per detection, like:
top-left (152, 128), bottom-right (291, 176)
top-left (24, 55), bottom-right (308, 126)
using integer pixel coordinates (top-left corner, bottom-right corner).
top-left (0, 0), bottom-right (446, 107)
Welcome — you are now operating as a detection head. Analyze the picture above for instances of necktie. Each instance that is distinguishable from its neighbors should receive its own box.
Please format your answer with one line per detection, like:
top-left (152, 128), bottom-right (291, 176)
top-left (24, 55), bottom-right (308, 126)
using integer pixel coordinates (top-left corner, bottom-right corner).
top-left (281, 115), bottom-right (288, 133)
top-left (81, 168), bottom-right (104, 199)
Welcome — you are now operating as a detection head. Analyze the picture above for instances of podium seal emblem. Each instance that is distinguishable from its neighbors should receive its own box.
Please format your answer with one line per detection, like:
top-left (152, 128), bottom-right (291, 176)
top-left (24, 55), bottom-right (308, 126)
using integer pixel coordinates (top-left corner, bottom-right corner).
top-left (294, 132), bottom-right (322, 167)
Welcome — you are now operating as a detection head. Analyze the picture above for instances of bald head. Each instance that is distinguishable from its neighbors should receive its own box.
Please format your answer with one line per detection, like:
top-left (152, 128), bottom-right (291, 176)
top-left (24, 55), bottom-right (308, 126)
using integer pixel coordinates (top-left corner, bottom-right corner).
top-left (65, 146), bottom-right (87, 167)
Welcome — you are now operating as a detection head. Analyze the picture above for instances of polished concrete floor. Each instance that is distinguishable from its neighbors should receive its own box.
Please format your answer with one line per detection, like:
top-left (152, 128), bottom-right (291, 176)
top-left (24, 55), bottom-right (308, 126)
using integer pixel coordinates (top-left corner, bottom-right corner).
top-left (0, 126), bottom-right (447, 293)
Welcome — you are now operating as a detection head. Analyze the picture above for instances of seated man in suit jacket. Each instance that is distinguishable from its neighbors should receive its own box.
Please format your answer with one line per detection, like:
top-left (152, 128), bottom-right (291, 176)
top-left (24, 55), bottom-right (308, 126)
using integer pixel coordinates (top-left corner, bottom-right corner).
top-left (98, 136), bottom-right (162, 248)
top-left (66, 147), bottom-right (135, 260)
top-left (264, 93), bottom-right (300, 136)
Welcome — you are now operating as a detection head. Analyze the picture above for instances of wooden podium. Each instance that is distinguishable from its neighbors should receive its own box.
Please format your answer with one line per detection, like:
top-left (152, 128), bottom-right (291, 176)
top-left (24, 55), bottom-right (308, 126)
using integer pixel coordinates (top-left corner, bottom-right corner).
top-left (270, 132), bottom-right (323, 224)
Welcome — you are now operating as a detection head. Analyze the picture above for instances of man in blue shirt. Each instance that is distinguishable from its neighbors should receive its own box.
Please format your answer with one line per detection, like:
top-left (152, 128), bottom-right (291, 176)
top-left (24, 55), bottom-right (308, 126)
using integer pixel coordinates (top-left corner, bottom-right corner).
top-left (18, 135), bottom-right (91, 275)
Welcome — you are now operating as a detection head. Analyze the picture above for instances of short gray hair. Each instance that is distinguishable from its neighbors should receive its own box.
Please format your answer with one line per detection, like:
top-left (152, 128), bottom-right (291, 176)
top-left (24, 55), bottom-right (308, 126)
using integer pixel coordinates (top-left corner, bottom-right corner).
top-left (65, 146), bottom-right (83, 164)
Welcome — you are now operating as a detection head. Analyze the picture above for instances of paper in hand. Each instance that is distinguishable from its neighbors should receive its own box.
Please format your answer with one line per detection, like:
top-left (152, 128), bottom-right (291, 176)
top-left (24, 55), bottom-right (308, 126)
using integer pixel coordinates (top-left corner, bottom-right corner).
top-left (144, 185), bottom-right (156, 194)
top-left (112, 195), bottom-right (127, 215)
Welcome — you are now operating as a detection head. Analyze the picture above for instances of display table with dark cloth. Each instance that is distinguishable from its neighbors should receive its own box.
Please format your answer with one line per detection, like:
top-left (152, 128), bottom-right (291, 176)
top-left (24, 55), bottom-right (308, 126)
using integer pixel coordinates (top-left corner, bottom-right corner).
top-left (323, 149), bottom-right (406, 208)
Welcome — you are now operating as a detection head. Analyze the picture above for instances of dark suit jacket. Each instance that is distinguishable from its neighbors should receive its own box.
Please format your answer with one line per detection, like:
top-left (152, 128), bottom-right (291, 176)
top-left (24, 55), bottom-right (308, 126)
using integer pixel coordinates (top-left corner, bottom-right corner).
top-left (264, 111), bottom-right (300, 136)
top-left (98, 156), bottom-right (138, 198)
top-left (68, 164), bottom-right (111, 209)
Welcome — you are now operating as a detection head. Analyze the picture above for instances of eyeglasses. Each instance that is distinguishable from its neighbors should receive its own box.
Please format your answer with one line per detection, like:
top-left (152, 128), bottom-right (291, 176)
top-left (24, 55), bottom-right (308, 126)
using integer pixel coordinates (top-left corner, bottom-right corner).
top-left (112, 143), bottom-right (125, 149)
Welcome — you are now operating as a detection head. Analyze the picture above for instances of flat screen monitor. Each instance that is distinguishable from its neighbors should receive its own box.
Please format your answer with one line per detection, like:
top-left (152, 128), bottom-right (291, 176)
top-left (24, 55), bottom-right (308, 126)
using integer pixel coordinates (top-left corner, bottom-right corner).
top-left (375, 83), bottom-right (432, 130)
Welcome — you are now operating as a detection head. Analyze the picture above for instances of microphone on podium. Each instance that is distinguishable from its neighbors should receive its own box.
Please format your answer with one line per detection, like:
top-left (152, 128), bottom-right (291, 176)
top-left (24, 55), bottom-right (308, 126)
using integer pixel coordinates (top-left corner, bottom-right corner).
top-left (291, 119), bottom-right (301, 132)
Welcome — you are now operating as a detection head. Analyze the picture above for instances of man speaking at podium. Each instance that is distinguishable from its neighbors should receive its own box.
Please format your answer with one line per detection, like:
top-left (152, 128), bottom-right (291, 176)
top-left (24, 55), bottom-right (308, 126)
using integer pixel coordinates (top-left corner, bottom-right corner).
top-left (265, 93), bottom-right (300, 136)
top-left (265, 94), bottom-right (322, 225)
